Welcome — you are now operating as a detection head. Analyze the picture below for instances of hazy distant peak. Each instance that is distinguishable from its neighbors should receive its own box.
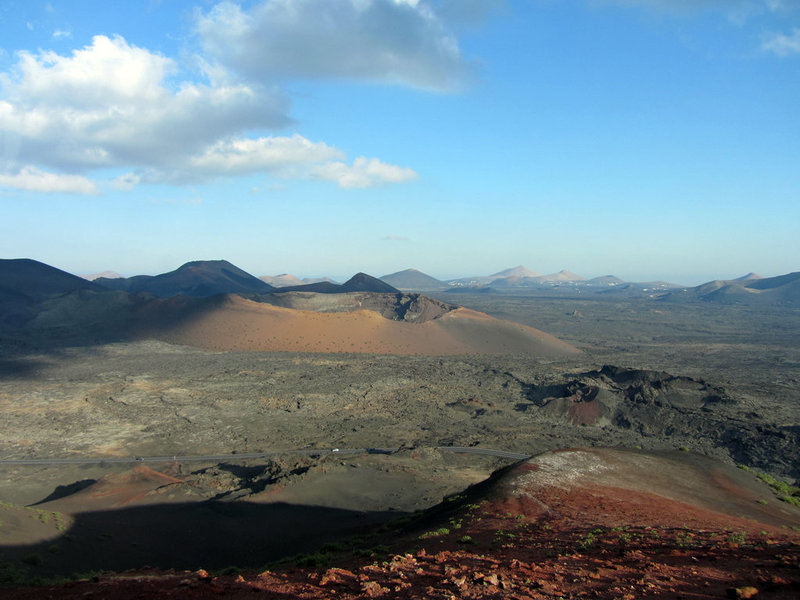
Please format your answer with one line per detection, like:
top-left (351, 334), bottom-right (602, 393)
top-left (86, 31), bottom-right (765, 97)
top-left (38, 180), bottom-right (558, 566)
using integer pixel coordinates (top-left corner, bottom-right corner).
top-left (588, 275), bottom-right (624, 284)
top-left (260, 273), bottom-right (304, 287)
top-left (380, 268), bottom-right (444, 290)
top-left (734, 272), bottom-right (763, 281)
top-left (537, 270), bottom-right (585, 282)
top-left (491, 265), bottom-right (541, 279)
top-left (81, 270), bottom-right (123, 281)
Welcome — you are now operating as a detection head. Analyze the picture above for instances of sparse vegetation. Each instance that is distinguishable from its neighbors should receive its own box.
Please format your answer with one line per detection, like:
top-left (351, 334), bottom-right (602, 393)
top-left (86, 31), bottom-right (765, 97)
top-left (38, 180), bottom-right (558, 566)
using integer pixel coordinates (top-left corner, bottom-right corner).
top-left (293, 552), bottom-right (331, 568)
top-left (755, 472), bottom-right (800, 507)
top-left (457, 535), bottom-right (476, 545)
top-left (727, 531), bottom-right (747, 545)
top-left (419, 527), bottom-right (450, 539)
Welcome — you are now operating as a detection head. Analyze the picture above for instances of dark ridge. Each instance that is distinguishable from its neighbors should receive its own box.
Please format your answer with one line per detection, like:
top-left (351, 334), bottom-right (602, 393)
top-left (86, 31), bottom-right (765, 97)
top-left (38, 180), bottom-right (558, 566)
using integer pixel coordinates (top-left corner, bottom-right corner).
top-left (94, 260), bottom-right (276, 297)
top-left (0, 258), bottom-right (103, 299)
top-left (276, 272), bottom-right (399, 294)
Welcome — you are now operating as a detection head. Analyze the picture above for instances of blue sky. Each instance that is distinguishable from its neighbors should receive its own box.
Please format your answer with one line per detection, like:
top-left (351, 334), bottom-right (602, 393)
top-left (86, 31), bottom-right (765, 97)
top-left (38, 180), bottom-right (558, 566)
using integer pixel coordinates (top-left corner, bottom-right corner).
top-left (1, 0), bottom-right (798, 285)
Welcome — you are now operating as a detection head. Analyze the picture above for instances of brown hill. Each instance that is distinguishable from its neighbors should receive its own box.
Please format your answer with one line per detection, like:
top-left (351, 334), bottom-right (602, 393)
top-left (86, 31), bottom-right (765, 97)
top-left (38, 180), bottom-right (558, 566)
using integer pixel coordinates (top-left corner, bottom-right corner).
top-left (134, 294), bottom-right (579, 356)
top-left (39, 466), bottom-right (188, 512)
top-left (484, 447), bottom-right (800, 529)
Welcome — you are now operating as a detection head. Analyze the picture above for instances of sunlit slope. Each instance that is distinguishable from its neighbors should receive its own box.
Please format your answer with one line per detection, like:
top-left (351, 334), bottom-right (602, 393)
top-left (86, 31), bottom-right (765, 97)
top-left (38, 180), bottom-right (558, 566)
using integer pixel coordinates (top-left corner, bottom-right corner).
top-left (136, 295), bottom-right (580, 356)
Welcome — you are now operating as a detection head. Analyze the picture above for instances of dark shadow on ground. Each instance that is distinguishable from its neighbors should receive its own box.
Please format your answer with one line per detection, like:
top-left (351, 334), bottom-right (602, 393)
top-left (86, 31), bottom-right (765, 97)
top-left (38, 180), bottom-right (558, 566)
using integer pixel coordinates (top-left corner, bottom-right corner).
top-left (30, 481), bottom-right (98, 506)
top-left (0, 500), bottom-right (405, 579)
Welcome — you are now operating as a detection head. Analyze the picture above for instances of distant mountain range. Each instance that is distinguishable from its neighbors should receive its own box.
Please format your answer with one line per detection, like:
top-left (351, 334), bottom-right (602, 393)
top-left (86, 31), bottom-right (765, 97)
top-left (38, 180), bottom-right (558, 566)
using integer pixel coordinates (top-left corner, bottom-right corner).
top-left (275, 273), bottom-right (398, 294)
top-left (95, 260), bottom-right (277, 297)
top-left (0, 258), bottom-right (578, 357)
top-left (378, 265), bottom-right (677, 297)
top-left (376, 266), bottom-right (800, 304)
top-left (259, 274), bottom-right (337, 287)
top-left (3, 258), bottom-right (797, 308)
top-left (80, 270), bottom-right (123, 281)
top-left (91, 261), bottom-right (395, 297)
top-left (662, 271), bottom-right (800, 305)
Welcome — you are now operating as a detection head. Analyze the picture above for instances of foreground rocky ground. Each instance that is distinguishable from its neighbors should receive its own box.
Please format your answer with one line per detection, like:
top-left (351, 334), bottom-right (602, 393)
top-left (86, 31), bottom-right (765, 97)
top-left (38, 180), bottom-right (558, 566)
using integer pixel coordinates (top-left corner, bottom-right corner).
top-left (5, 449), bottom-right (800, 599)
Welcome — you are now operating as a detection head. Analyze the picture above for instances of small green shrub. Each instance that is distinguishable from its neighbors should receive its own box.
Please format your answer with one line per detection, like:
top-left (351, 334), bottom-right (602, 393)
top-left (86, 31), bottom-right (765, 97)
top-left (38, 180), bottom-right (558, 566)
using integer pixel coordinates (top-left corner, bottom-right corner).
top-left (419, 527), bottom-right (450, 539)
top-left (675, 531), bottom-right (694, 549)
top-left (457, 535), bottom-right (476, 544)
top-left (577, 531), bottom-right (597, 551)
top-left (727, 531), bottom-right (746, 545)
top-left (755, 472), bottom-right (800, 507)
top-left (294, 553), bottom-right (330, 568)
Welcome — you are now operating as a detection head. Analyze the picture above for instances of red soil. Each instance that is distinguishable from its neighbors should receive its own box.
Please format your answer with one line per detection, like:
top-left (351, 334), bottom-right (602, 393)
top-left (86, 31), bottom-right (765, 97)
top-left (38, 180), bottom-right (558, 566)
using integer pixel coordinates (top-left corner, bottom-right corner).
top-left (6, 449), bottom-right (799, 599)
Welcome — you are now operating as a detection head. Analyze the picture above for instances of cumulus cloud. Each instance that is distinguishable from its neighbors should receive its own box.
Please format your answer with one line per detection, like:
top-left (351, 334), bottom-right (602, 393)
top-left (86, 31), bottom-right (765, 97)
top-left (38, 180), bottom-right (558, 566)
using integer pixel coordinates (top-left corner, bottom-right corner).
top-left (0, 33), bottom-right (419, 191)
top-left (0, 35), bottom-right (291, 173)
top-left (0, 166), bottom-right (98, 194)
top-left (313, 156), bottom-right (418, 188)
top-left (195, 0), bottom-right (471, 92)
top-left (111, 172), bottom-right (142, 191)
top-left (762, 28), bottom-right (800, 55)
top-left (162, 134), bottom-right (344, 184)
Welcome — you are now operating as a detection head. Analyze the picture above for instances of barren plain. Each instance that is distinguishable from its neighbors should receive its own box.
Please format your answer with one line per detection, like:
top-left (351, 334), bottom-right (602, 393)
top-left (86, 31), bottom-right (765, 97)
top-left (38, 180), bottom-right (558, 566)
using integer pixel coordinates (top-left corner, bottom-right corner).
top-left (1, 292), bottom-right (799, 591)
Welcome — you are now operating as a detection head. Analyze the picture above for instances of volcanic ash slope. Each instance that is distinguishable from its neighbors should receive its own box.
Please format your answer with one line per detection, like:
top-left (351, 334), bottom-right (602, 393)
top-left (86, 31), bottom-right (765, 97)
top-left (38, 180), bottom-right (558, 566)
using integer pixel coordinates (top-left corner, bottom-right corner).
top-left (137, 294), bottom-right (580, 356)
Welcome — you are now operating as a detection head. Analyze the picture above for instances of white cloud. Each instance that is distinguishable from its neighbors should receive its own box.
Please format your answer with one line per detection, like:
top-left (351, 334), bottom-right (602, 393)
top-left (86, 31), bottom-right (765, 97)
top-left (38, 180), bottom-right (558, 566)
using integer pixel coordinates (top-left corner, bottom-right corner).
top-left (0, 33), bottom-right (418, 191)
top-left (187, 135), bottom-right (341, 176)
top-left (762, 28), bottom-right (800, 55)
top-left (313, 156), bottom-right (417, 188)
top-left (195, 0), bottom-right (471, 92)
top-left (0, 35), bottom-right (290, 175)
top-left (111, 172), bottom-right (142, 191)
top-left (0, 166), bottom-right (98, 194)
top-left (52, 29), bottom-right (72, 40)
top-left (160, 134), bottom-right (344, 184)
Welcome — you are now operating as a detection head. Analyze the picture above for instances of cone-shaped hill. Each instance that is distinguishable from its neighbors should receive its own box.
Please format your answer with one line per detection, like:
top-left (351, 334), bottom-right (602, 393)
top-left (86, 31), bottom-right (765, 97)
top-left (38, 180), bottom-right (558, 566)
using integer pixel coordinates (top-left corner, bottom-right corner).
top-left (380, 268), bottom-right (445, 290)
top-left (131, 293), bottom-right (580, 356)
top-left (95, 260), bottom-right (276, 297)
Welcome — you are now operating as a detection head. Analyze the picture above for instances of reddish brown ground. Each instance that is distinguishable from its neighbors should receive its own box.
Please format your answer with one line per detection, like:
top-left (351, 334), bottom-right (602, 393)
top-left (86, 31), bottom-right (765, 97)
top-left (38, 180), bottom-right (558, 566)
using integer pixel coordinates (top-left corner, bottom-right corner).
top-left (138, 296), bottom-right (579, 356)
top-left (5, 450), bottom-right (799, 599)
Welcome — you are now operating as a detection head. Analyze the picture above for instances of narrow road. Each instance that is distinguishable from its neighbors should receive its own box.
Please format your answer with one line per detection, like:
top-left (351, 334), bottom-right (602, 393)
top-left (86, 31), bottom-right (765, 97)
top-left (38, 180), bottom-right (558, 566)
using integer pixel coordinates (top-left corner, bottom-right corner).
top-left (0, 446), bottom-right (531, 466)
